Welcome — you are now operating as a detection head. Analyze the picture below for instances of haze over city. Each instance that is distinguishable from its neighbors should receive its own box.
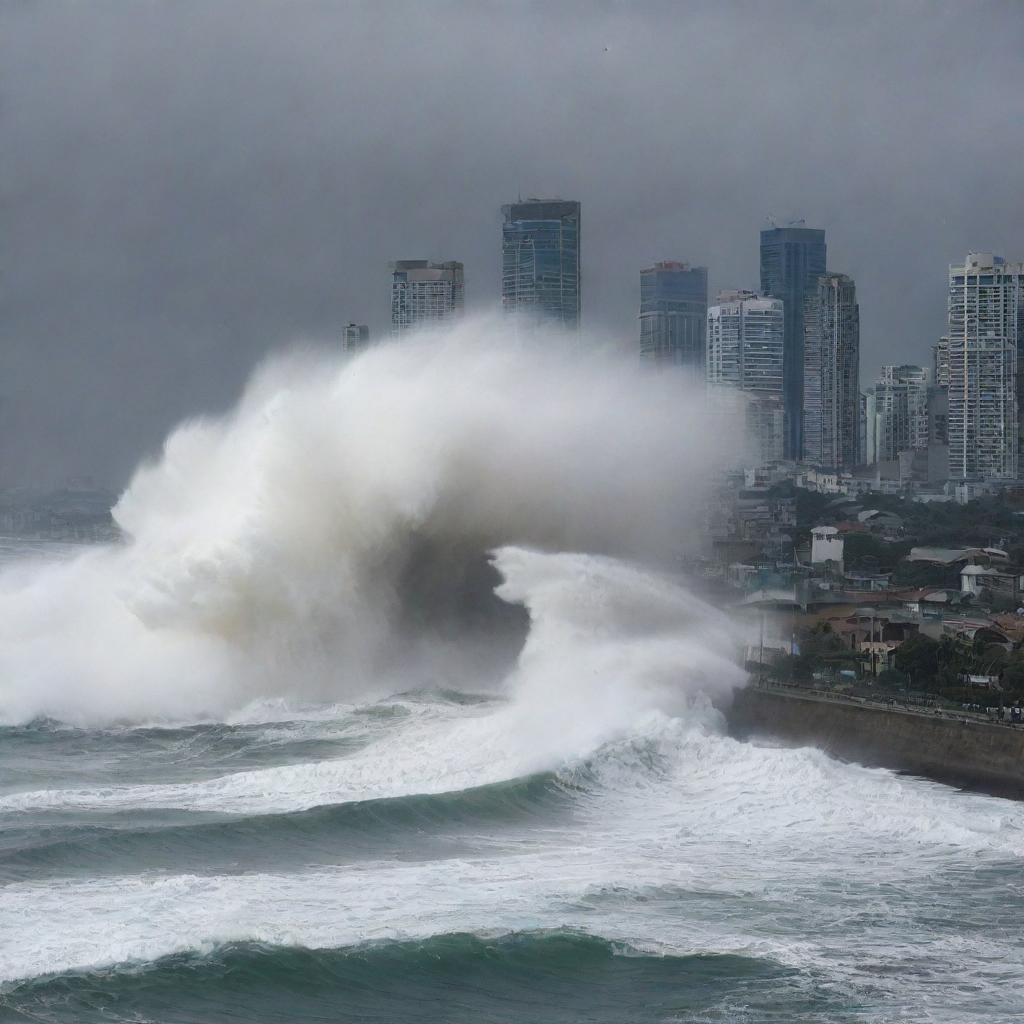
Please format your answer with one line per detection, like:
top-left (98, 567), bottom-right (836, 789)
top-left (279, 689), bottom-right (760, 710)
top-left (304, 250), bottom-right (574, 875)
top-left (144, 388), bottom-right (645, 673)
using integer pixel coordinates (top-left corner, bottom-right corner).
top-left (3, 0), bottom-right (1023, 486)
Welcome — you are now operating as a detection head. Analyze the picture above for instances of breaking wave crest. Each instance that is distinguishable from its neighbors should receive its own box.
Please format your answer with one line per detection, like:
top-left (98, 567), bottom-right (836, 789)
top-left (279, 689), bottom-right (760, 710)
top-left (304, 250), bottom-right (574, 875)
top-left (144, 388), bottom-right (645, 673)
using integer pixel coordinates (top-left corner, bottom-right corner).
top-left (0, 931), bottom-right (794, 1024)
top-left (0, 319), bottom-right (744, 727)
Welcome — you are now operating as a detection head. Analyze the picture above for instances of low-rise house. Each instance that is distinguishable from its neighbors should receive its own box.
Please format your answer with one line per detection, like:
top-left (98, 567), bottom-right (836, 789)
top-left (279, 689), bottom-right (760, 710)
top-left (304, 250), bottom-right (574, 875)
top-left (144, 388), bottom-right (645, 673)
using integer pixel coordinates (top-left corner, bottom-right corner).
top-left (839, 608), bottom-right (920, 649)
top-left (903, 589), bottom-right (961, 618)
top-left (941, 619), bottom-right (1013, 651)
top-left (960, 564), bottom-right (1024, 601)
top-left (845, 570), bottom-right (892, 591)
top-left (857, 509), bottom-right (905, 538)
top-left (958, 673), bottom-right (1001, 689)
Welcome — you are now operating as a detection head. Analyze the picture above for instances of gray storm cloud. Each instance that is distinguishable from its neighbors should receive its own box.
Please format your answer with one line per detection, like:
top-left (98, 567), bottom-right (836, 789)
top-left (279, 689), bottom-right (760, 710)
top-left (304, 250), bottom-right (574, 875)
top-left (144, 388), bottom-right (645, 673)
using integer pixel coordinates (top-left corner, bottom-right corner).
top-left (1, 0), bottom-right (1022, 486)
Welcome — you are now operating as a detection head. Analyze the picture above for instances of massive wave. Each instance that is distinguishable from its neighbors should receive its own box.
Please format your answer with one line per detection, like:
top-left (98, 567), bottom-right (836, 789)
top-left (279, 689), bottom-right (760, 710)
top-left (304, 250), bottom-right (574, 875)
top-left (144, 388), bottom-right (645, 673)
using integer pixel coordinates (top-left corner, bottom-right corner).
top-left (0, 318), bottom-right (745, 726)
top-left (4, 322), bottom-right (1024, 1024)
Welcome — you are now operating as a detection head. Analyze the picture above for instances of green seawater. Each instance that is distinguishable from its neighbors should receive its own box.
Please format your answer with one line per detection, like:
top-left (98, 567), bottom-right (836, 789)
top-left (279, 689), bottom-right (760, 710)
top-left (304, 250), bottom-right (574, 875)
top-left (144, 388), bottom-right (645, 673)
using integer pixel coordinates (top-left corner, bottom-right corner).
top-left (1, 697), bottom-right (1023, 1024)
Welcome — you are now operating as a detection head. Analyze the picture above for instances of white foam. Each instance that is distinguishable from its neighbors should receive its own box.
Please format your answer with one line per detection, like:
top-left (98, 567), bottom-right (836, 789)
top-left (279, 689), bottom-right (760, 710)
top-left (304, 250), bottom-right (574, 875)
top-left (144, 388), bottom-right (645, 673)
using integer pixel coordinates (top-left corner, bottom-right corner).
top-left (0, 545), bottom-right (749, 815)
top-left (3, 727), bottom-right (1023, 1016)
top-left (0, 320), bottom-right (742, 728)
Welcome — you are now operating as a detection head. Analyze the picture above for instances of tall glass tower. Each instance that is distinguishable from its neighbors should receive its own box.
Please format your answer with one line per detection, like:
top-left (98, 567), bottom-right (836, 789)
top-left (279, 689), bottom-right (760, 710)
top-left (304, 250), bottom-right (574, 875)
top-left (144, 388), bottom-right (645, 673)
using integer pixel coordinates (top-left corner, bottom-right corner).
top-left (801, 273), bottom-right (860, 470)
top-left (638, 262), bottom-right (708, 372)
top-left (759, 225), bottom-right (827, 458)
top-left (501, 199), bottom-right (580, 329)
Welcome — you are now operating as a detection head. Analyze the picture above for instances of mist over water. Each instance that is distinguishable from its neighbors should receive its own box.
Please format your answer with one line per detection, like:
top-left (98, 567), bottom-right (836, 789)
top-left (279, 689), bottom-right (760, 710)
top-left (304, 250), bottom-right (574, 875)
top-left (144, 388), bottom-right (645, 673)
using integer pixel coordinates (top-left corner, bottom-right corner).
top-left (3, 322), bottom-right (1024, 1022)
top-left (0, 318), bottom-right (741, 727)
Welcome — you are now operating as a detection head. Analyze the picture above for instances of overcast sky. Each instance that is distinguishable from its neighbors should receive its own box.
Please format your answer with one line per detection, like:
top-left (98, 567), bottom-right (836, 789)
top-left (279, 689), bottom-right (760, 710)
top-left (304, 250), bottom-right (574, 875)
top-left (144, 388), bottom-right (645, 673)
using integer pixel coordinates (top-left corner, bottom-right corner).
top-left (2, 0), bottom-right (1023, 488)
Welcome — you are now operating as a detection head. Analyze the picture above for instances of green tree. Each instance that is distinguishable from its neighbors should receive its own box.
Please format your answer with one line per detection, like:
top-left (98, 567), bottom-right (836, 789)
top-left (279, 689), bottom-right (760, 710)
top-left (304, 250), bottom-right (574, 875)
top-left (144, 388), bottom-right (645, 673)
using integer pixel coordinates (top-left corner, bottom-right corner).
top-left (1000, 652), bottom-right (1024, 692)
top-left (893, 633), bottom-right (939, 680)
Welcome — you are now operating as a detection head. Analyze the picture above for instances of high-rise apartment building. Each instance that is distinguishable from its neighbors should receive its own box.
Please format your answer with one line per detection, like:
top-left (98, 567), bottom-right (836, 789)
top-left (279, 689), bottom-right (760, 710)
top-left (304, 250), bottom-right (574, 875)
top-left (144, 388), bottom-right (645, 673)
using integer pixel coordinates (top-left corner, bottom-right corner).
top-left (928, 337), bottom-right (951, 481)
top-left (927, 387), bottom-right (950, 483)
top-left (342, 323), bottom-right (370, 352)
top-left (946, 252), bottom-right (1024, 480)
top-left (760, 225), bottom-right (827, 458)
top-left (390, 260), bottom-right (464, 335)
top-left (863, 390), bottom-right (877, 465)
top-left (706, 290), bottom-right (786, 464)
top-left (869, 365), bottom-right (929, 463)
top-left (801, 273), bottom-right (860, 470)
top-left (933, 336), bottom-right (950, 389)
top-left (501, 199), bottom-right (580, 328)
top-left (638, 262), bottom-right (708, 371)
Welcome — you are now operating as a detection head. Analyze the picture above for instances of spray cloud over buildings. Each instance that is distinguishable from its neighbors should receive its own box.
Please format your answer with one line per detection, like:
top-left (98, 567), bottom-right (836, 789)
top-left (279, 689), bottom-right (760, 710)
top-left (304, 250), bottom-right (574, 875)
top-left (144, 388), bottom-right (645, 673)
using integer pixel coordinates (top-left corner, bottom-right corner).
top-left (0, 318), bottom-right (745, 726)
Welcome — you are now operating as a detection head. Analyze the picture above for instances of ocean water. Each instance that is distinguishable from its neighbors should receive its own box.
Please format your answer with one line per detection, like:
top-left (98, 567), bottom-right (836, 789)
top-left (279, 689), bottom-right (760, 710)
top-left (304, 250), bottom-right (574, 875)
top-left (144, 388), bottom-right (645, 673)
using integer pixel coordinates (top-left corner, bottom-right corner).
top-left (1, 335), bottom-right (1023, 1021)
top-left (2, 688), bottom-right (1024, 1023)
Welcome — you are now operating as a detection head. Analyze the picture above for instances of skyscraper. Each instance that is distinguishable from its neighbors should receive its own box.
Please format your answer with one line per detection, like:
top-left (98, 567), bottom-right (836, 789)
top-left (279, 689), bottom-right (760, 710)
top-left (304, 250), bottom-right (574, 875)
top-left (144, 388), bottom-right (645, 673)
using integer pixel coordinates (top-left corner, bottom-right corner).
top-left (390, 260), bottom-right (464, 335)
top-left (801, 273), bottom-right (859, 470)
top-left (501, 199), bottom-right (580, 328)
top-left (933, 336), bottom-right (950, 389)
top-left (638, 262), bottom-right (708, 371)
top-left (706, 290), bottom-right (785, 464)
top-left (863, 390), bottom-right (876, 465)
top-left (946, 252), bottom-right (1024, 480)
top-left (870, 365), bottom-right (929, 463)
top-left (342, 323), bottom-right (370, 352)
top-left (759, 225), bottom-right (827, 458)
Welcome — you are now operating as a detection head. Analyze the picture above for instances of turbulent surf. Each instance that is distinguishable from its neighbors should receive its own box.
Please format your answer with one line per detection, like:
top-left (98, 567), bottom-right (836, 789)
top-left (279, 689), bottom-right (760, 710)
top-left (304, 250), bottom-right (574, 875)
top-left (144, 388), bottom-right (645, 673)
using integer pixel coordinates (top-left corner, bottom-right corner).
top-left (1, 323), bottom-right (1023, 1022)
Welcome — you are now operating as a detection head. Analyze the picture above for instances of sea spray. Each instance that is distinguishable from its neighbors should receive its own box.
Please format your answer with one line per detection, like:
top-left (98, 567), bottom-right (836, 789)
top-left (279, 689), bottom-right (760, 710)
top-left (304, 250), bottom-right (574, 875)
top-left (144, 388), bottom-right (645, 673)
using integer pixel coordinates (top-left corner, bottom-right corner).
top-left (496, 547), bottom-right (745, 762)
top-left (0, 545), bottom-right (745, 814)
top-left (0, 318), bottom-right (744, 726)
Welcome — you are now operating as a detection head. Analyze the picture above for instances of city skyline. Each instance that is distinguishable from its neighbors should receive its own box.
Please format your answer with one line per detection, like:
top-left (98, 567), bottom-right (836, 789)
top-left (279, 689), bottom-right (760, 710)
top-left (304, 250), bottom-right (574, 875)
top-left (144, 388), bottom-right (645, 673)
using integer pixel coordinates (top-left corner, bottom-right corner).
top-left (2, 1), bottom-right (1022, 487)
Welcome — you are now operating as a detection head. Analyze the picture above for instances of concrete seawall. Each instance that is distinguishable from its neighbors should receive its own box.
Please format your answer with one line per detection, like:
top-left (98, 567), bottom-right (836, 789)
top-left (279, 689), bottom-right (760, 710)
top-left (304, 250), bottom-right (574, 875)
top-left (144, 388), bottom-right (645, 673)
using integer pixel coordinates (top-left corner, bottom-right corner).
top-left (726, 686), bottom-right (1024, 799)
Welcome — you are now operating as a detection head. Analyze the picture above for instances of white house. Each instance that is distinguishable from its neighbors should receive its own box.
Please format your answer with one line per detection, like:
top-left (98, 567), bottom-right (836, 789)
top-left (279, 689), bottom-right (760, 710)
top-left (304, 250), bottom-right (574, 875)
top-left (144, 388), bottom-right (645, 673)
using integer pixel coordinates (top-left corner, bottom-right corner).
top-left (811, 526), bottom-right (844, 570)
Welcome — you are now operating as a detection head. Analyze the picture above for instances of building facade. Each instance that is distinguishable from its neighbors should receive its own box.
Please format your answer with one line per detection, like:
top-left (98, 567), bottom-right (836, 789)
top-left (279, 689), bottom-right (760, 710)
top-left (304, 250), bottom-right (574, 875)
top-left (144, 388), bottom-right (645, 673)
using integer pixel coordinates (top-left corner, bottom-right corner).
top-left (638, 261), bottom-right (708, 371)
top-left (870, 365), bottom-right (929, 463)
top-left (801, 273), bottom-right (860, 470)
top-left (501, 199), bottom-right (581, 329)
top-left (863, 390), bottom-right (877, 465)
top-left (946, 252), bottom-right (1024, 480)
top-left (342, 323), bottom-right (370, 352)
top-left (706, 290), bottom-right (785, 464)
top-left (759, 225), bottom-right (827, 458)
top-left (933, 336), bottom-right (950, 389)
top-left (390, 260), bottom-right (465, 335)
